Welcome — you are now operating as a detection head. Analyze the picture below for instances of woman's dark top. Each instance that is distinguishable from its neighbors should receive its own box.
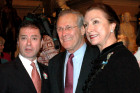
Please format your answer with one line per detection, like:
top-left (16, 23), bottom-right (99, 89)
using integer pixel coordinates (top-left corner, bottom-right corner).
top-left (83, 42), bottom-right (140, 93)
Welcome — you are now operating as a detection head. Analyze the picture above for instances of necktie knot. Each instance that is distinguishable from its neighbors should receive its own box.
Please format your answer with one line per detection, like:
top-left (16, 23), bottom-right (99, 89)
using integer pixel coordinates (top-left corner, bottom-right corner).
top-left (69, 54), bottom-right (74, 59)
top-left (31, 62), bottom-right (36, 68)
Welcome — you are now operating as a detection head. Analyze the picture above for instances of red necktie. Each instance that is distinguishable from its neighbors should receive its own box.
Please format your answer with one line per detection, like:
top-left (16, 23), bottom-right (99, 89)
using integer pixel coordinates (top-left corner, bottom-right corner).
top-left (65, 54), bottom-right (74, 93)
top-left (31, 62), bottom-right (41, 93)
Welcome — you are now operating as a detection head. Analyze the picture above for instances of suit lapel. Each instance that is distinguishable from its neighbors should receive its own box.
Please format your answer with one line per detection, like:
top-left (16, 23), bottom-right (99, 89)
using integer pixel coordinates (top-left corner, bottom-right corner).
top-left (76, 45), bottom-right (96, 93)
top-left (14, 57), bottom-right (36, 92)
top-left (57, 52), bottom-right (66, 93)
top-left (38, 62), bottom-right (48, 93)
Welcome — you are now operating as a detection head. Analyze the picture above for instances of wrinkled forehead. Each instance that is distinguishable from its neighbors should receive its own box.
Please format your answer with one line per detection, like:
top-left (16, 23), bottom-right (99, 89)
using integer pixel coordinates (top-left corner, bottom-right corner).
top-left (57, 13), bottom-right (78, 25)
top-left (85, 9), bottom-right (107, 21)
top-left (19, 26), bottom-right (40, 33)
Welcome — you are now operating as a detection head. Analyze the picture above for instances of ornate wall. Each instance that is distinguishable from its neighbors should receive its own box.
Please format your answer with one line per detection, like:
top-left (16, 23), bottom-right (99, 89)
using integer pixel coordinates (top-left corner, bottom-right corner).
top-left (12, 0), bottom-right (43, 19)
top-left (11, 0), bottom-right (140, 27)
top-left (102, 0), bottom-right (140, 29)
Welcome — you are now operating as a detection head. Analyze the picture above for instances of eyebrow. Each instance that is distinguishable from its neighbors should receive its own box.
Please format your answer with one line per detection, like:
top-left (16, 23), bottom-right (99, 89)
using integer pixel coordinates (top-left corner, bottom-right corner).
top-left (90, 18), bottom-right (98, 21)
top-left (91, 18), bottom-right (94, 21)
top-left (57, 25), bottom-right (71, 28)
top-left (20, 35), bottom-right (40, 37)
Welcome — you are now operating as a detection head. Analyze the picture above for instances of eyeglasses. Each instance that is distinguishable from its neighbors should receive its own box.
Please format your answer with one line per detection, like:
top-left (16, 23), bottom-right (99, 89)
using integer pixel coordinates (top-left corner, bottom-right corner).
top-left (56, 25), bottom-right (78, 32)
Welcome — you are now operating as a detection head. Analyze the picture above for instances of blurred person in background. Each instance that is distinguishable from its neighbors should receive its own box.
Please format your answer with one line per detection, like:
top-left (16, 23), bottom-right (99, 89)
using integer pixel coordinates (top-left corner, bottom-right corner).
top-left (38, 35), bottom-right (59, 66)
top-left (0, 36), bottom-right (11, 64)
top-left (119, 12), bottom-right (137, 53)
top-left (1, 0), bottom-right (22, 60)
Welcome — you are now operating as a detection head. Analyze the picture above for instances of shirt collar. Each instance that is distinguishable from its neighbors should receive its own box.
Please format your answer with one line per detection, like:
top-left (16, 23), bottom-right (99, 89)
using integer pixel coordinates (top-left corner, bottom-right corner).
top-left (66, 43), bottom-right (87, 57)
top-left (19, 54), bottom-right (37, 66)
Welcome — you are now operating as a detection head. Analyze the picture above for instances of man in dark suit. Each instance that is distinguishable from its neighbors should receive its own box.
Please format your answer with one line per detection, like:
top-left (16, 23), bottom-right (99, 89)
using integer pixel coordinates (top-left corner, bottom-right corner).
top-left (48, 9), bottom-right (99, 93)
top-left (0, 20), bottom-right (49, 93)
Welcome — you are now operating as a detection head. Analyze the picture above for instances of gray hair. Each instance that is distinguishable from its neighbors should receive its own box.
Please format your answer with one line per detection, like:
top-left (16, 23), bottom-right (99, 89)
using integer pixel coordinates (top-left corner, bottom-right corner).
top-left (57, 9), bottom-right (84, 28)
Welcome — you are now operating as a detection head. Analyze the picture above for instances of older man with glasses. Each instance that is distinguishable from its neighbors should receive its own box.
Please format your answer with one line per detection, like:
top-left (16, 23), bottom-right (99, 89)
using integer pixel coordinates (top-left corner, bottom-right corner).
top-left (48, 9), bottom-right (99, 93)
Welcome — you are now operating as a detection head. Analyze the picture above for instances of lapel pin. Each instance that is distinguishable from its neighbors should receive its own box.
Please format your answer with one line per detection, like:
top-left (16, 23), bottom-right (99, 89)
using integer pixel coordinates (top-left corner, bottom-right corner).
top-left (43, 72), bottom-right (48, 79)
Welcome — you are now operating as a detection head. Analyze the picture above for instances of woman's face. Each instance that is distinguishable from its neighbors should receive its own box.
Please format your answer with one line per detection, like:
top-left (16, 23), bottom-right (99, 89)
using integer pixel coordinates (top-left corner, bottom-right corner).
top-left (84, 9), bottom-right (114, 50)
top-left (0, 42), bottom-right (4, 53)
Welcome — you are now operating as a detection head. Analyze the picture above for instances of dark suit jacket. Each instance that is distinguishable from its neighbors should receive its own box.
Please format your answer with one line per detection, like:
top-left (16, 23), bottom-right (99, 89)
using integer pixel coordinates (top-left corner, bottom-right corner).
top-left (48, 45), bottom-right (99, 93)
top-left (0, 56), bottom-right (49, 93)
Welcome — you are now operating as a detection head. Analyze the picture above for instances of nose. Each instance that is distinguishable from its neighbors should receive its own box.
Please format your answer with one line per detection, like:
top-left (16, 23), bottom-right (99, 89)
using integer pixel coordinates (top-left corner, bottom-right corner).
top-left (86, 24), bottom-right (93, 33)
top-left (2, 45), bottom-right (4, 49)
top-left (62, 30), bottom-right (68, 37)
top-left (27, 38), bottom-right (31, 45)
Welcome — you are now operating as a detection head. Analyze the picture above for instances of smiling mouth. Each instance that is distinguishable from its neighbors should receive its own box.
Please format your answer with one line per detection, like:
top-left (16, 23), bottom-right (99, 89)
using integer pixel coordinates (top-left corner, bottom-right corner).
top-left (90, 34), bottom-right (98, 39)
top-left (63, 38), bottom-right (72, 42)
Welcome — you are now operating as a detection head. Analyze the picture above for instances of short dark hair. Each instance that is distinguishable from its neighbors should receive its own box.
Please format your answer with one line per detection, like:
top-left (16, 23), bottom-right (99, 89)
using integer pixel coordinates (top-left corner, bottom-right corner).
top-left (86, 3), bottom-right (120, 38)
top-left (17, 20), bottom-right (44, 39)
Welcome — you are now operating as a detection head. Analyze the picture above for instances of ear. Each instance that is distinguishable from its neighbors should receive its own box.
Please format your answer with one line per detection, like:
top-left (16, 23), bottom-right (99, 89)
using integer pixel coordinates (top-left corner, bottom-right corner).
top-left (110, 29), bottom-right (113, 32)
top-left (17, 40), bottom-right (19, 47)
top-left (110, 23), bottom-right (116, 32)
top-left (41, 39), bottom-right (44, 48)
top-left (80, 26), bottom-right (86, 36)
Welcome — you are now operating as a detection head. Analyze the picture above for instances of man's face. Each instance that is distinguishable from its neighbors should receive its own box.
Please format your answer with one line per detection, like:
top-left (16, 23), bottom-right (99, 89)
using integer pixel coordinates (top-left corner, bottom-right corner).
top-left (56, 13), bottom-right (85, 53)
top-left (18, 27), bottom-right (42, 61)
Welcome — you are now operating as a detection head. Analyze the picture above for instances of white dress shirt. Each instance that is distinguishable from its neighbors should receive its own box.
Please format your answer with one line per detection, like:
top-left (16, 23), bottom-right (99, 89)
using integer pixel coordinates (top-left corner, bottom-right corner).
top-left (19, 54), bottom-right (41, 78)
top-left (134, 47), bottom-right (140, 61)
top-left (134, 47), bottom-right (140, 67)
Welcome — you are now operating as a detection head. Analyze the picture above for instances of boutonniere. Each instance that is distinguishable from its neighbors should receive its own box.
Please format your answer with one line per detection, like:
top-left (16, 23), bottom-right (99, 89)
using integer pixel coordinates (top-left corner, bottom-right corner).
top-left (43, 72), bottom-right (48, 79)
top-left (101, 52), bottom-right (114, 69)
